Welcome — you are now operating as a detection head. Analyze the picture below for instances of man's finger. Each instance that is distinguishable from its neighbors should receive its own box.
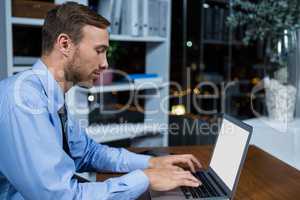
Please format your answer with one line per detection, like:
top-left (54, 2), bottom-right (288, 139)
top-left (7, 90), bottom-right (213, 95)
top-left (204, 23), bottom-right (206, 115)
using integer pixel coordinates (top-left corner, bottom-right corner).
top-left (174, 170), bottom-right (202, 185)
top-left (170, 166), bottom-right (184, 171)
top-left (171, 157), bottom-right (196, 173)
top-left (188, 155), bottom-right (202, 169)
top-left (186, 159), bottom-right (196, 173)
top-left (174, 172), bottom-right (200, 183)
top-left (179, 179), bottom-right (201, 188)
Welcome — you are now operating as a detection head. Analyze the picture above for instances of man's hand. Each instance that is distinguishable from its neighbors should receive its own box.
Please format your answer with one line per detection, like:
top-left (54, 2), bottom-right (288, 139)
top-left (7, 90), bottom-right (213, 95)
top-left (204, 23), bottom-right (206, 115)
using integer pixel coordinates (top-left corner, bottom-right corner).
top-left (148, 154), bottom-right (202, 173)
top-left (144, 168), bottom-right (201, 191)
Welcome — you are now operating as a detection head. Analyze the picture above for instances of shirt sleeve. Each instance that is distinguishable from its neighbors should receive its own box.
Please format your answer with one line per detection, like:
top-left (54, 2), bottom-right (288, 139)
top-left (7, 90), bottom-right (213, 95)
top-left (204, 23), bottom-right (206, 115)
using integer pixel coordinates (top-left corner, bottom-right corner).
top-left (0, 91), bottom-right (149, 200)
top-left (67, 112), bottom-right (152, 173)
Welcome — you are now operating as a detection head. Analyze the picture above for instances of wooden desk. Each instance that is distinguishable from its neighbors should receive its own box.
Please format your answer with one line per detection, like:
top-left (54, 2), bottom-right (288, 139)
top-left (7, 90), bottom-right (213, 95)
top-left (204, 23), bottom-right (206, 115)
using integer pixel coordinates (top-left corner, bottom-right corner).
top-left (96, 145), bottom-right (300, 200)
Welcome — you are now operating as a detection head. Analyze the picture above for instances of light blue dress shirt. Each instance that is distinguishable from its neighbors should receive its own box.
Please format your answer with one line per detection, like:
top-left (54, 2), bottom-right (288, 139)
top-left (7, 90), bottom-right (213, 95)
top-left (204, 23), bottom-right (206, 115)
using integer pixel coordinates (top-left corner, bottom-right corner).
top-left (0, 60), bottom-right (151, 200)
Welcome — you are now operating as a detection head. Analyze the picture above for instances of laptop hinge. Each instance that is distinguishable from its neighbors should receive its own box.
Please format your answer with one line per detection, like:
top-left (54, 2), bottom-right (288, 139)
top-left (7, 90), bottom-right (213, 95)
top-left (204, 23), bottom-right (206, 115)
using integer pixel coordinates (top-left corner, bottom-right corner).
top-left (207, 167), bottom-right (231, 197)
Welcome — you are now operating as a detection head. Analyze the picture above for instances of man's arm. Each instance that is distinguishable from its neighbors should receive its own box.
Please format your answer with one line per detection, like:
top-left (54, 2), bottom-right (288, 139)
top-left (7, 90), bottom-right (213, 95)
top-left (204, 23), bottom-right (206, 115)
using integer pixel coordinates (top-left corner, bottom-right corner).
top-left (67, 110), bottom-right (202, 174)
top-left (0, 92), bottom-right (149, 200)
top-left (67, 112), bottom-right (151, 173)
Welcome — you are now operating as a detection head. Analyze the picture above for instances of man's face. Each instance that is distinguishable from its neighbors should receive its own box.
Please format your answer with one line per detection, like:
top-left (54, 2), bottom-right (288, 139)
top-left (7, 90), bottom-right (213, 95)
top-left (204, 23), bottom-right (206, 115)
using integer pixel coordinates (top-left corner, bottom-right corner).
top-left (66, 25), bottom-right (109, 88)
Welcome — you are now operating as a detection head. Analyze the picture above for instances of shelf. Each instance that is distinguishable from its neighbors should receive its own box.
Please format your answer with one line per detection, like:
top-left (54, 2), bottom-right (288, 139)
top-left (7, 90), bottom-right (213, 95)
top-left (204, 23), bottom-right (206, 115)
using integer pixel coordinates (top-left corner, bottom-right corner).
top-left (76, 81), bottom-right (164, 94)
top-left (88, 83), bottom-right (135, 93)
top-left (86, 123), bottom-right (164, 143)
top-left (110, 34), bottom-right (166, 42)
top-left (11, 17), bottom-right (166, 42)
top-left (11, 17), bottom-right (44, 26)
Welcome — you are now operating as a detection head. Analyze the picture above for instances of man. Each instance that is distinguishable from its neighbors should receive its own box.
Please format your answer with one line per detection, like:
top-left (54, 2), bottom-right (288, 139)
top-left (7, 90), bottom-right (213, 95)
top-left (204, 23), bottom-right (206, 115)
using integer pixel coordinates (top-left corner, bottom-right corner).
top-left (0, 2), bottom-right (201, 199)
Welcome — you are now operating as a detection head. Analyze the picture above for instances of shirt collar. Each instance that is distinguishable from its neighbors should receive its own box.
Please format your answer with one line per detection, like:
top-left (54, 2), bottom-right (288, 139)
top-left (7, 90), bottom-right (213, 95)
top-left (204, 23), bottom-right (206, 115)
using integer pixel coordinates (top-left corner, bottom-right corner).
top-left (32, 59), bottom-right (65, 112)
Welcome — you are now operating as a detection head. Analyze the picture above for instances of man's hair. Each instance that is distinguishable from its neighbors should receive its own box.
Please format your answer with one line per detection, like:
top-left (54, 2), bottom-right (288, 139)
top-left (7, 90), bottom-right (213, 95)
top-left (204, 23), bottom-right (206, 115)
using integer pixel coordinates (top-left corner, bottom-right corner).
top-left (42, 2), bottom-right (110, 55)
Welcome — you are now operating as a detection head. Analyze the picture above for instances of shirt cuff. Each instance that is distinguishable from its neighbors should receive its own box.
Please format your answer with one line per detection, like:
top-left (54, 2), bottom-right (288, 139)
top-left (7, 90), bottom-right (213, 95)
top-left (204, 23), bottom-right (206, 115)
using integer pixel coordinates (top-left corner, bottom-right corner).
top-left (80, 170), bottom-right (149, 200)
top-left (107, 169), bottom-right (150, 199)
top-left (125, 150), bottom-right (152, 170)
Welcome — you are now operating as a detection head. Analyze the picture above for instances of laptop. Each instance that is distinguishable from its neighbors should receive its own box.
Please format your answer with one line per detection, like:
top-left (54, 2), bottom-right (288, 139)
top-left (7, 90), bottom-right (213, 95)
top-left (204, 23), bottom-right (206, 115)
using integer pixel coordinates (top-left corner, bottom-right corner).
top-left (150, 114), bottom-right (253, 200)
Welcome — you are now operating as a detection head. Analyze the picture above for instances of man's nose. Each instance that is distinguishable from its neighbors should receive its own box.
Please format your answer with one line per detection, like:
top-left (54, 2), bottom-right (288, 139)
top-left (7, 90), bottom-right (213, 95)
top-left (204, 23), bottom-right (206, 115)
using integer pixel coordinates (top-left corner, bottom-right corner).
top-left (99, 57), bottom-right (109, 70)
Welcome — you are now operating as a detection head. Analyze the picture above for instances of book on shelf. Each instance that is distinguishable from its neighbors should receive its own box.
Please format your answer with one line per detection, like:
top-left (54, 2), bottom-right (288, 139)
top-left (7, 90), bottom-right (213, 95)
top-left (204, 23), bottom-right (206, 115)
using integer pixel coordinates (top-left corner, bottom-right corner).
top-left (127, 73), bottom-right (163, 87)
top-left (121, 0), bottom-right (140, 36)
top-left (215, 6), bottom-right (224, 40)
top-left (55, 0), bottom-right (88, 5)
top-left (222, 8), bottom-right (230, 41)
top-left (203, 5), bottom-right (229, 42)
top-left (127, 73), bottom-right (159, 79)
top-left (92, 0), bottom-right (169, 37)
top-left (203, 4), bottom-right (245, 43)
top-left (111, 0), bottom-right (123, 34)
top-left (119, 0), bottom-right (168, 37)
top-left (212, 6), bottom-right (218, 40)
top-left (158, 0), bottom-right (168, 37)
top-left (12, 0), bottom-right (56, 19)
top-left (204, 6), bottom-right (214, 40)
top-left (153, 0), bottom-right (160, 36)
top-left (140, 0), bottom-right (149, 36)
top-left (147, 0), bottom-right (155, 36)
top-left (97, 0), bottom-right (115, 32)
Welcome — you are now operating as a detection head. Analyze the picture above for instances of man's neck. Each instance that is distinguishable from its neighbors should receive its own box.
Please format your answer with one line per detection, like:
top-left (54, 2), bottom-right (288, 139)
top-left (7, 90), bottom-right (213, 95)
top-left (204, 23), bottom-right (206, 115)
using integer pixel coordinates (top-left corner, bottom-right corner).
top-left (41, 55), bottom-right (73, 93)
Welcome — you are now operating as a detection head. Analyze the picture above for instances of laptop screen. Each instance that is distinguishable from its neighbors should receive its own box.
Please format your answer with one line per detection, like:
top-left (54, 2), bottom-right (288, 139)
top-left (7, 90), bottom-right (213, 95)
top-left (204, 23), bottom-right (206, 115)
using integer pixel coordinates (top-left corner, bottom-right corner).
top-left (209, 118), bottom-right (250, 190)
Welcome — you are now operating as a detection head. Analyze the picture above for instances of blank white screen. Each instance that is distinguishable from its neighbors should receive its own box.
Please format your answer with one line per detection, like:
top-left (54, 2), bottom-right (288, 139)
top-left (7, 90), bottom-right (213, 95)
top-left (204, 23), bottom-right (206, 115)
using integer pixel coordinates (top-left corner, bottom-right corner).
top-left (210, 119), bottom-right (249, 190)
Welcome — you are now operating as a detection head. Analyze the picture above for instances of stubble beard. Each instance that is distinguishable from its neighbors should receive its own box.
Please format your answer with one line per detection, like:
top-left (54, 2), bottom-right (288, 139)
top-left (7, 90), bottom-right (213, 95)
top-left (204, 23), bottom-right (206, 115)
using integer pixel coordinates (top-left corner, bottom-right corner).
top-left (64, 48), bottom-right (95, 89)
top-left (65, 49), bottom-right (84, 87)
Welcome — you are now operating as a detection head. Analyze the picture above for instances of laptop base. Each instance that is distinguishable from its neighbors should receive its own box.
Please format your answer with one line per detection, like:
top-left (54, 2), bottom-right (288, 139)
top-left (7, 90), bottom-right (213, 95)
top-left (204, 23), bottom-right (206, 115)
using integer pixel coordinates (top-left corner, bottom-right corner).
top-left (150, 189), bottom-right (229, 200)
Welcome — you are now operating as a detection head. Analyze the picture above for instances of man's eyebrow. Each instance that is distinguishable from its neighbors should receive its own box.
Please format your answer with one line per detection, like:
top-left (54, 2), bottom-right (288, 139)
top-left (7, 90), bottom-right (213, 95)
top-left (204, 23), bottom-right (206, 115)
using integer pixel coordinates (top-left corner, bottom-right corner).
top-left (95, 45), bottom-right (109, 50)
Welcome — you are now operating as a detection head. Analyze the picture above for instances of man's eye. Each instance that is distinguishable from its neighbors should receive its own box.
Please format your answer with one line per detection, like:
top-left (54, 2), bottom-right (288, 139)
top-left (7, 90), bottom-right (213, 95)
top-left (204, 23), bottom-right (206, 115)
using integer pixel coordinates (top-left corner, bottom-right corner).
top-left (96, 49), bottom-right (105, 54)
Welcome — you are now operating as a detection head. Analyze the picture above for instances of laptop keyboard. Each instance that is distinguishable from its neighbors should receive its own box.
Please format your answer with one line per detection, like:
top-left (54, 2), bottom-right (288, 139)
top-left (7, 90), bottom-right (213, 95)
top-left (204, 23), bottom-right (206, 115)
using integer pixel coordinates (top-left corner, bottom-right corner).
top-left (180, 171), bottom-right (221, 199)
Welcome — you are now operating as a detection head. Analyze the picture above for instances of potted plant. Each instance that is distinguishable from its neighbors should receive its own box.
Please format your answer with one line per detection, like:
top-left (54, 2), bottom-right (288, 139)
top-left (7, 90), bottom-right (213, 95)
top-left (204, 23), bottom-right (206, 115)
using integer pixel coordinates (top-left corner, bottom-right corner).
top-left (227, 0), bottom-right (300, 122)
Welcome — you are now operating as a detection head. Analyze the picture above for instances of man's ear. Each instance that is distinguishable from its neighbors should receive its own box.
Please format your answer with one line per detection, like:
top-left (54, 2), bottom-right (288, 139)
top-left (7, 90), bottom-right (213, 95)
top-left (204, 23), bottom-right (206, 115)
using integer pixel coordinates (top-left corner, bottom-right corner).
top-left (56, 33), bottom-right (73, 57)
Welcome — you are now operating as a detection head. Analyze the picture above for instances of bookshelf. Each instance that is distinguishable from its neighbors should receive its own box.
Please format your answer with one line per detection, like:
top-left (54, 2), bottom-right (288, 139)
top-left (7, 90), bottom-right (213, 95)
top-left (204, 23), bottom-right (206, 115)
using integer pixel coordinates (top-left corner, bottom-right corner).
top-left (0, 0), bottom-right (172, 147)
